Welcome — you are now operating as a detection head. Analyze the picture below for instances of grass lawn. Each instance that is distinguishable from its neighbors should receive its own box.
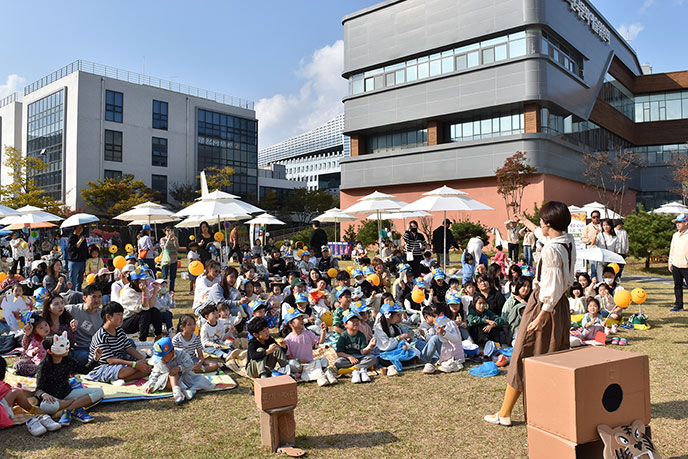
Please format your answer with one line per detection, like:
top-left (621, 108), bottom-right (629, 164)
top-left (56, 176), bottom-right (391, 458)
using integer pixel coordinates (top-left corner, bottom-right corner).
top-left (2, 258), bottom-right (688, 458)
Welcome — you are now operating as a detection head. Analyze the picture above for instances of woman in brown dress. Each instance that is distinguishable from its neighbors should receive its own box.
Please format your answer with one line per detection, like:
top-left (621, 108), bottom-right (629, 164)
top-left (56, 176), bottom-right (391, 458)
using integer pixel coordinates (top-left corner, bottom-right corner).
top-left (485, 201), bottom-right (575, 426)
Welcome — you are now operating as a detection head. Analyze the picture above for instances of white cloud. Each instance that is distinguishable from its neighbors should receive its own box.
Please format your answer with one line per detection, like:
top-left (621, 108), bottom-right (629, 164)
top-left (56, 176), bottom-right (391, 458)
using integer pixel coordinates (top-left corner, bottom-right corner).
top-left (256, 40), bottom-right (346, 149)
top-left (0, 74), bottom-right (26, 100)
top-left (639, 0), bottom-right (656, 13)
top-left (617, 23), bottom-right (645, 42)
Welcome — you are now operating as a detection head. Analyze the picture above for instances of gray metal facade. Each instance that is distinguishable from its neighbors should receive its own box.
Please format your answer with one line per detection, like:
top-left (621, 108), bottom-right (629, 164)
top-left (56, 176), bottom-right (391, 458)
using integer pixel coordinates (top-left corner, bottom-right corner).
top-left (340, 0), bottom-right (670, 203)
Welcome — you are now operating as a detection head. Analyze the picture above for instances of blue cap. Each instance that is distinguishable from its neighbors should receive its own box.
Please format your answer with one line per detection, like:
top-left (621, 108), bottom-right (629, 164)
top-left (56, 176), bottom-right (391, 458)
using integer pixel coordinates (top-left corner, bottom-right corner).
top-left (397, 263), bottom-right (410, 273)
top-left (413, 277), bottom-right (426, 288)
top-left (301, 251), bottom-right (310, 257)
top-left (343, 310), bottom-right (361, 323)
top-left (150, 336), bottom-right (173, 363)
top-left (129, 267), bottom-right (149, 280)
top-left (284, 308), bottom-right (305, 323)
top-left (433, 269), bottom-right (446, 279)
top-left (295, 292), bottom-right (308, 303)
top-left (351, 268), bottom-right (363, 277)
top-left (380, 302), bottom-right (403, 316)
top-left (446, 292), bottom-right (462, 305)
top-left (33, 287), bottom-right (48, 304)
top-left (125, 254), bottom-right (136, 260)
top-left (675, 214), bottom-right (688, 222)
top-left (353, 303), bottom-right (370, 314)
top-left (521, 266), bottom-right (534, 277)
top-left (249, 299), bottom-right (267, 313)
top-left (363, 266), bottom-right (375, 276)
top-left (142, 224), bottom-right (152, 231)
top-left (435, 314), bottom-right (451, 329)
top-left (335, 286), bottom-right (351, 298)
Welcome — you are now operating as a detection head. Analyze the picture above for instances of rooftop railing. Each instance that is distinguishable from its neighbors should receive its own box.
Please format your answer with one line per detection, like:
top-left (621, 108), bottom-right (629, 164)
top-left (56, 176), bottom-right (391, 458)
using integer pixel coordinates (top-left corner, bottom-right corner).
top-left (0, 92), bottom-right (21, 109)
top-left (23, 60), bottom-right (254, 110)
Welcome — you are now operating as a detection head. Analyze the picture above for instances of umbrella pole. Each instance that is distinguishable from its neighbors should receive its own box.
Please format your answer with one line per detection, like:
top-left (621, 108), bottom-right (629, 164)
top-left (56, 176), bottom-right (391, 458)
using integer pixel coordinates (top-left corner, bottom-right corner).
top-left (443, 210), bottom-right (447, 273)
top-left (377, 210), bottom-right (381, 256)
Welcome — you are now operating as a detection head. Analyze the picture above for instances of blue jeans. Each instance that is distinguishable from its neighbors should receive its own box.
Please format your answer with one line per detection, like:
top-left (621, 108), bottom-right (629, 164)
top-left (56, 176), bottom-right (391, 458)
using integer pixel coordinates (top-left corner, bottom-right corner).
top-left (73, 348), bottom-right (90, 365)
top-left (590, 262), bottom-right (598, 281)
top-left (68, 261), bottom-right (85, 292)
top-left (161, 262), bottom-right (177, 292)
top-left (523, 245), bottom-right (533, 267)
top-left (160, 310), bottom-right (173, 332)
top-left (418, 335), bottom-right (442, 363)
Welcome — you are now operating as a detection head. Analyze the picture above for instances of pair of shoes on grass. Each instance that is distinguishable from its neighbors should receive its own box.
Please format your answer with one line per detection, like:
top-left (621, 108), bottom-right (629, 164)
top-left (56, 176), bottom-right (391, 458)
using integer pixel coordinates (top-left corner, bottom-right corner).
top-left (351, 369), bottom-right (371, 384)
top-left (26, 414), bottom-right (63, 436)
top-left (317, 369), bottom-right (339, 386)
top-left (173, 386), bottom-right (195, 405)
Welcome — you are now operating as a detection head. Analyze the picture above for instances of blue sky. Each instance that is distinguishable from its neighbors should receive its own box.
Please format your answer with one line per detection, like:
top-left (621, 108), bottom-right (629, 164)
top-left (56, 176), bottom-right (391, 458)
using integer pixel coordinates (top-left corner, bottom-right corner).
top-left (0, 0), bottom-right (686, 148)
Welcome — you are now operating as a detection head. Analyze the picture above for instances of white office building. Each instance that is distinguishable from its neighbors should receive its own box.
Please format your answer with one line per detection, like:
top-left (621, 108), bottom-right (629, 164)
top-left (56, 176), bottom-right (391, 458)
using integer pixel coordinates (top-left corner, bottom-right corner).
top-left (0, 60), bottom-right (257, 210)
top-left (259, 114), bottom-right (349, 193)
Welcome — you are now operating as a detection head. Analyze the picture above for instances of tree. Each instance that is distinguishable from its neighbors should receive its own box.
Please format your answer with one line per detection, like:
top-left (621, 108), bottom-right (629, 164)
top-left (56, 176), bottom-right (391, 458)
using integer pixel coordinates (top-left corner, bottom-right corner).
top-left (342, 225), bottom-right (358, 243)
top-left (81, 174), bottom-right (158, 216)
top-left (169, 182), bottom-right (199, 209)
top-left (203, 166), bottom-right (235, 191)
top-left (523, 201), bottom-right (544, 226)
top-left (419, 216), bottom-right (434, 244)
top-left (451, 219), bottom-right (489, 249)
top-left (670, 148), bottom-right (688, 205)
top-left (624, 207), bottom-right (675, 269)
top-left (285, 188), bottom-right (339, 223)
top-left (0, 146), bottom-right (66, 215)
top-left (583, 148), bottom-right (642, 214)
top-left (356, 219), bottom-right (392, 248)
top-left (495, 151), bottom-right (538, 219)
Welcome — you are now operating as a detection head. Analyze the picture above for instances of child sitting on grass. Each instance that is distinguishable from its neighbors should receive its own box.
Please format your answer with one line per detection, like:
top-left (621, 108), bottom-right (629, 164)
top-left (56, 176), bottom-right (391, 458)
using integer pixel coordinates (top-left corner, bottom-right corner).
top-left (334, 311), bottom-right (377, 384)
top-left (83, 245), bottom-right (104, 289)
top-left (199, 303), bottom-right (234, 362)
top-left (172, 314), bottom-right (220, 373)
top-left (187, 242), bottom-right (200, 293)
top-left (467, 294), bottom-right (508, 346)
top-left (154, 279), bottom-right (175, 334)
top-left (14, 316), bottom-right (51, 377)
top-left (418, 306), bottom-right (437, 340)
top-left (332, 288), bottom-right (352, 336)
top-left (596, 282), bottom-right (622, 333)
top-left (86, 302), bottom-right (152, 384)
top-left (374, 302), bottom-right (415, 376)
top-left (581, 297), bottom-right (606, 341)
top-left (568, 283), bottom-right (586, 315)
top-left (354, 303), bottom-right (373, 341)
top-left (217, 302), bottom-right (238, 347)
top-left (246, 317), bottom-right (289, 378)
top-left (446, 292), bottom-right (471, 341)
top-left (144, 337), bottom-right (214, 405)
top-left (421, 311), bottom-right (464, 374)
top-left (1, 283), bottom-right (29, 332)
top-left (35, 331), bottom-right (104, 426)
top-left (282, 309), bottom-right (336, 386)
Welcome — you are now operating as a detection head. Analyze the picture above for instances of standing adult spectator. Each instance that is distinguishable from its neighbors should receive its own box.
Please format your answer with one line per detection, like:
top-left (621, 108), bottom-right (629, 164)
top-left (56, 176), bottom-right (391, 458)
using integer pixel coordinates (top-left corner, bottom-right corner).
top-left (432, 219), bottom-right (460, 267)
top-left (66, 284), bottom-right (103, 364)
top-left (67, 225), bottom-right (89, 292)
top-left (137, 225), bottom-right (155, 271)
top-left (228, 225), bottom-right (241, 262)
top-left (595, 219), bottom-right (619, 279)
top-left (520, 226), bottom-right (536, 267)
top-left (615, 219), bottom-right (629, 280)
top-left (197, 221), bottom-right (215, 264)
top-left (309, 221), bottom-right (328, 260)
top-left (159, 227), bottom-right (179, 292)
top-left (485, 202), bottom-right (574, 426)
top-left (669, 214), bottom-right (688, 312)
top-left (403, 220), bottom-right (426, 277)
top-left (9, 232), bottom-right (29, 276)
top-left (580, 210), bottom-right (601, 279)
top-left (504, 218), bottom-right (522, 262)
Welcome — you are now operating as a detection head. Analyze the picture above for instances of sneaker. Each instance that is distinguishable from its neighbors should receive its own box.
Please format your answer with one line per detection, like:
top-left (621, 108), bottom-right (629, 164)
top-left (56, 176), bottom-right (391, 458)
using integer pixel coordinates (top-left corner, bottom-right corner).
top-left (351, 369), bottom-right (362, 384)
top-left (387, 365), bottom-right (398, 376)
top-left (439, 360), bottom-right (458, 373)
top-left (37, 414), bottom-right (61, 432)
top-left (360, 369), bottom-right (371, 383)
top-left (227, 349), bottom-right (242, 360)
top-left (173, 387), bottom-right (185, 405)
top-left (611, 337), bottom-right (620, 345)
top-left (670, 307), bottom-right (684, 312)
top-left (618, 338), bottom-right (628, 346)
top-left (495, 355), bottom-right (509, 367)
top-left (72, 408), bottom-right (94, 423)
top-left (484, 412), bottom-right (512, 426)
top-left (317, 374), bottom-right (329, 387)
top-left (26, 417), bottom-right (47, 436)
top-left (325, 368), bottom-right (338, 385)
top-left (423, 363), bottom-right (436, 374)
top-left (58, 409), bottom-right (71, 426)
top-left (183, 389), bottom-right (196, 400)
top-left (111, 379), bottom-right (126, 386)
top-left (611, 323), bottom-right (619, 334)
top-left (604, 326), bottom-right (611, 335)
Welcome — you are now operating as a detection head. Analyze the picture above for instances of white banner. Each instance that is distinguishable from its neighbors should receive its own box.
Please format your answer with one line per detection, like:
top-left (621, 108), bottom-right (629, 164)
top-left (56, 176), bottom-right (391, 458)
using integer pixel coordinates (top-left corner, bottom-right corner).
top-left (568, 212), bottom-right (588, 273)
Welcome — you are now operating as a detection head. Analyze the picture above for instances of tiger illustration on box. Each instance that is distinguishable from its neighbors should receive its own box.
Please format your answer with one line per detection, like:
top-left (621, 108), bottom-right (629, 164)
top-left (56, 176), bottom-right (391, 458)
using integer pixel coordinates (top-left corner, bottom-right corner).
top-left (597, 419), bottom-right (662, 459)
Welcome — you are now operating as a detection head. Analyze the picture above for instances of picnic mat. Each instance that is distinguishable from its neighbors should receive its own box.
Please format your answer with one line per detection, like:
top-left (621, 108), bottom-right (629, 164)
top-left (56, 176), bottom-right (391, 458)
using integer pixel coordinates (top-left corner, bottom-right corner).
top-left (225, 345), bottom-right (340, 380)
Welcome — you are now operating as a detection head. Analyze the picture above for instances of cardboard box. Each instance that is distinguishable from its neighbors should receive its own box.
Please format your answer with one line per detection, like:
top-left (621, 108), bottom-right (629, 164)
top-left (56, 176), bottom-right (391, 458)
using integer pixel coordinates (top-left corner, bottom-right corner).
top-left (527, 425), bottom-right (605, 459)
top-left (254, 375), bottom-right (298, 411)
top-left (524, 346), bottom-right (650, 444)
top-left (260, 407), bottom-right (296, 452)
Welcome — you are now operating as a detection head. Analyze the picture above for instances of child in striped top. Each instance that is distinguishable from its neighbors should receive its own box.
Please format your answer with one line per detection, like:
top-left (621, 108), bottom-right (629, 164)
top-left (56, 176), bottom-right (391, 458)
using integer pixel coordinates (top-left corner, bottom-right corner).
top-left (171, 314), bottom-right (220, 373)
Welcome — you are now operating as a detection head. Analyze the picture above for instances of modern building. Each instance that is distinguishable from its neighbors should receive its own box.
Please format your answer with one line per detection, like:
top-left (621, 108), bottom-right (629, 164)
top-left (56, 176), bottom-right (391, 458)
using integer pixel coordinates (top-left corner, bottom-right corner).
top-left (259, 114), bottom-right (350, 193)
top-left (340, 0), bottom-right (688, 229)
top-left (258, 163), bottom-right (306, 203)
top-left (0, 60), bottom-right (258, 210)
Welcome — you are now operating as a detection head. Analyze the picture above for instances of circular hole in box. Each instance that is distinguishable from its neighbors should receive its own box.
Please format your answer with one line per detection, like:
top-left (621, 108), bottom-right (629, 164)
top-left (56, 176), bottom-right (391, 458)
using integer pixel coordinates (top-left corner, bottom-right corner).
top-left (602, 383), bottom-right (623, 412)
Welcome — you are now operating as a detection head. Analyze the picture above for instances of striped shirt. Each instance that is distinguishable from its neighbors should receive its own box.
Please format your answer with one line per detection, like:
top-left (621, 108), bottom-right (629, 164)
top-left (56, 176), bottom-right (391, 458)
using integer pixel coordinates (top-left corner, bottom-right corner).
top-left (403, 230), bottom-right (426, 256)
top-left (172, 333), bottom-right (203, 356)
top-left (89, 327), bottom-right (131, 367)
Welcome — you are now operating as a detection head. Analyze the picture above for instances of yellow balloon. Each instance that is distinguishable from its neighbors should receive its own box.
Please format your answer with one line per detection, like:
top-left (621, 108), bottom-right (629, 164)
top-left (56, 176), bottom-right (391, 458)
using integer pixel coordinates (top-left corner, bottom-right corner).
top-left (321, 310), bottom-right (333, 327)
top-left (367, 273), bottom-right (380, 287)
top-left (189, 235), bottom-right (195, 241)
top-left (303, 246), bottom-right (308, 251)
top-left (156, 271), bottom-right (163, 279)
top-left (631, 288), bottom-right (647, 304)
top-left (188, 260), bottom-right (204, 276)
top-left (608, 263), bottom-right (620, 275)
top-left (346, 266), bottom-right (354, 274)
top-left (327, 268), bottom-right (338, 278)
top-left (214, 231), bottom-right (225, 242)
top-left (614, 289), bottom-right (632, 309)
top-left (125, 243), bottom-right (134, 253)
top-left (296, 249), bottom-right (304, 258)
top-left (155, 255), bottom-right (162, 263)
top-left (0, 272), bottom-right (6, 282)
top-left (86, 273), bottom-right (96, 285)
top-left (411, 288), bottom-right (426, 304)
top-left (109, 245), bottom-right (118, 254)
top-left (113, 255), bottom-right (126, 270)
top-left (21, 242), bottom-right (28, 249)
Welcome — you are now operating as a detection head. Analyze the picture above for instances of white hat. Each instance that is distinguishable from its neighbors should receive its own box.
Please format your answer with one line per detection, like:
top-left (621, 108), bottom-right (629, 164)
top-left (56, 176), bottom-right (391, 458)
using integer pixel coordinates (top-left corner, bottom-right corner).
top-left (121, 264), bottom-right (136, 274)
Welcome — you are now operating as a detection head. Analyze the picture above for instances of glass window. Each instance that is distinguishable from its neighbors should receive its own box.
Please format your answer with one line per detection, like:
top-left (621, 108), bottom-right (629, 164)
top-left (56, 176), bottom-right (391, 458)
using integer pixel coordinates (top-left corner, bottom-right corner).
top-left (480, 119), bottom-right (492, 137)
top-left (104, 129), bottom-right (123, 162)
top-left (152, 100), bottom-right (168, 130)
top-left (386, 73), bottom-right (395, 87)
top-left (407, 65), bottom-right (418, 82)
top-left (151, 174), bottom-right (167, 202)
top-left (456, 54), bottom-right (467, 70)
top-left (500, 115), bottom-right (511, 134)
top-left (667, 99), bottom-right (682, 120)
top-left (482, 48), bottom-right (495, 65)
top-left (395, 69), bottom-right (405, 84)
top-left (105, 90), bottom-right (123, 123)
top-left (429, 59), bottom-right (441, 77)
top-left (495, 44), bottom-right (507, 61)
top-left (442, 56), bottom-right (454, 74)
top-left (104, 170), bottom-right (122, 180)
top-left (152, 137), bottom-right (168, 167)
top-left (467, 51), bottom-right (479, 68)
top-left (352, 78), bottom-right (364, 94)
top-left (418, 62), bottom-right (429, 79)
top-left (365, 78), bottom-right (374, 92)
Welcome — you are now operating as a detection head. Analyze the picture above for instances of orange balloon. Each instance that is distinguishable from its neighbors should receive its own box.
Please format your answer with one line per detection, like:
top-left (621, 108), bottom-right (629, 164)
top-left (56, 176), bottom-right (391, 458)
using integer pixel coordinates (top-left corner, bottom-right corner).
top-left (411, 288), bottom-right (425, 304)
top-left (0, 272), bottom-right (7, 282)
top-left (614, 289), bottom-right (632, 309)
top-left (113, 256), bottom-right (126, 270)
top-left (86, 273), bottom-right (96, 285)
top-left (327, 268), bottom-right (338, 278)
top-left (631, 288), bottom-right (647, 304)
top-left (188, 260), bottom-right (204, 276)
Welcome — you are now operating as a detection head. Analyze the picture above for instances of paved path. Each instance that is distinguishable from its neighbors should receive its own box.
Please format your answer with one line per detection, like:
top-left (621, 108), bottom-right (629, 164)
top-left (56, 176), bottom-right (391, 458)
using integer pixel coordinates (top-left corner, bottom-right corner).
top-left (622, 275), bottom-right (673, 285)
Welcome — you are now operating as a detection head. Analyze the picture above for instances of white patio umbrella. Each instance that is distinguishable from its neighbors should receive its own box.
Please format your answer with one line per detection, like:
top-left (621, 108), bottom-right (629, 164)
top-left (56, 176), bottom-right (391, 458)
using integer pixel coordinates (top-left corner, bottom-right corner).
top-left (365, 210), bottom-right (431, 242)
top-left (245, 213), bottom-right (286, 226)
top-left (114, 205), bottom-right (177, 223)
top-left (175, 215), bottom-right (208, 229)
top-left (0, 205), bottom-right (62, 225)
top-left (60, 213), bottom-right (99, 229)
top-left (577, 247), bottom-right (626, 264)
top-left (133, 201), bottom-right (167, 209)
top-left (568, 205), bottom-right (585, 214)
top-left (580, 202), bottom-right (622, 219)
top-left (652, 201), bottom-right (688, 214)
top-left (314, 207), bottom-right (357, 242)
top-left (0, 205), bottom-right (19, 217)
top-left (401, 185), bottom-right (493, 272)
top-left (342, 191), bottom-right (408, 253)
top-left (194, 190), bottom-right (264, 215)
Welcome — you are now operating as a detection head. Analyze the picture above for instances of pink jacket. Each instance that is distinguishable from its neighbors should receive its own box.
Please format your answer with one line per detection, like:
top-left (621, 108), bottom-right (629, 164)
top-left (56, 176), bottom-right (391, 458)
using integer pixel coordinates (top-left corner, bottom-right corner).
top-left (0, 381), bottom-right (14, 428)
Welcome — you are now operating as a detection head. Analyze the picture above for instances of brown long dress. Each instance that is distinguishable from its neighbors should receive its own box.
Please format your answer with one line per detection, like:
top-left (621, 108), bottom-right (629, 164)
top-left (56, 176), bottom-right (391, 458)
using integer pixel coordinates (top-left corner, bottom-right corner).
top-left (506, 242), bottom-right (572, 393)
